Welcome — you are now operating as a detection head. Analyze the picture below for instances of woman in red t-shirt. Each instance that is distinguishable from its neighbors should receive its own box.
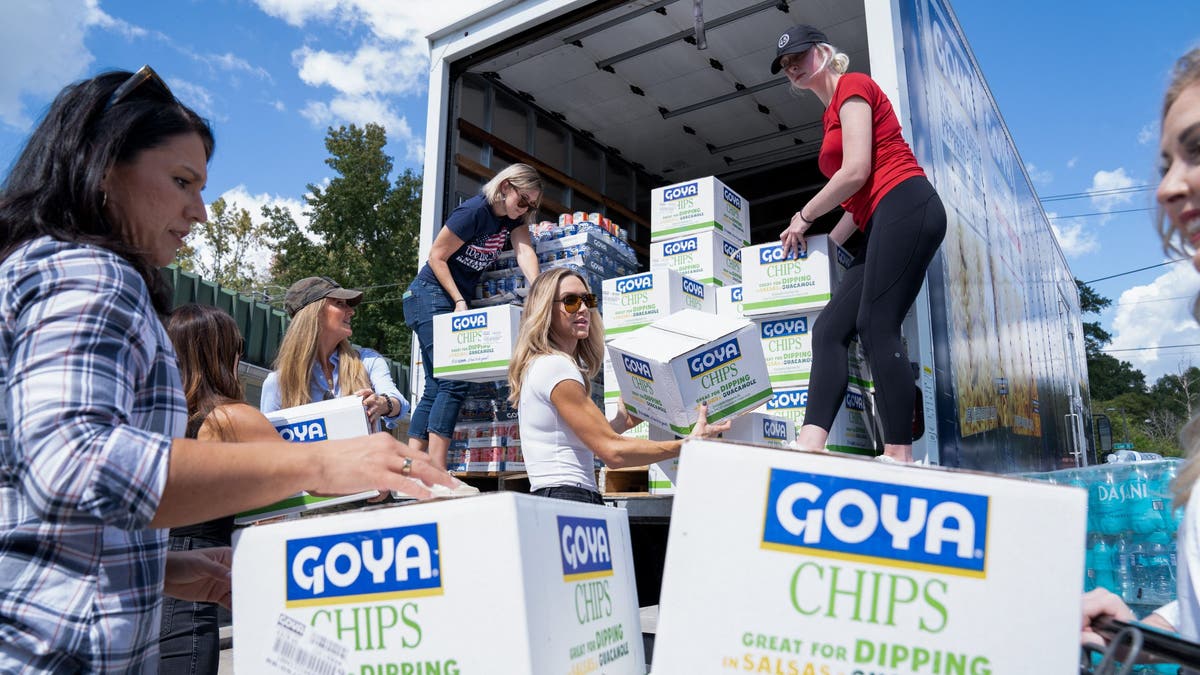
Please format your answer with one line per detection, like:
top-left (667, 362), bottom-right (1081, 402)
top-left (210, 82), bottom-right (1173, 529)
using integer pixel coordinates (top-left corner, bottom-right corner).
top-left (771, 24), bottom-right (947, 463)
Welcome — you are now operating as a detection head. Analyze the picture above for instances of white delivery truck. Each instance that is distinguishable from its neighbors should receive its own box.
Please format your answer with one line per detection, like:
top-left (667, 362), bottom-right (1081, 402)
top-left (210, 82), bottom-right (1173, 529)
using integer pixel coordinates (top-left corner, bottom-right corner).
top-left (418, 0), bottom-right (1090, 475)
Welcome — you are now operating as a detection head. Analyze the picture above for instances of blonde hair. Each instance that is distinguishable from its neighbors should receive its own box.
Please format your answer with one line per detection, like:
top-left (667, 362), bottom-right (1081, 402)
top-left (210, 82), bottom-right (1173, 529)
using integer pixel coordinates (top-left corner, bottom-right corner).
top-left (1160, 48), bottom-right (1200, 507)
top-left (483, 163), bottom-right (543, 226)
top-left (273, 298), bottom-right (371, 409)
top-left (507, 267), bottom-right (605, 407)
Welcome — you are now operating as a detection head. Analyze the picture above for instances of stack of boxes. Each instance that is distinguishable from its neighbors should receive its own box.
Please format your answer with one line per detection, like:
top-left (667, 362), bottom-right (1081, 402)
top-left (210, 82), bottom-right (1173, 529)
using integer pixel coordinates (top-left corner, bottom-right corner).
top-left (739, 236), bottom-right (876, 456)
top-left (603, 177), bottom-right (789, 493)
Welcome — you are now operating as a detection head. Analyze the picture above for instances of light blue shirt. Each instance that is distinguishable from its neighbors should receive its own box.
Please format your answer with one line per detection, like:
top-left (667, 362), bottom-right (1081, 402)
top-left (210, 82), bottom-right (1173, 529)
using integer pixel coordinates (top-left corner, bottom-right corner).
top-left (260, 347), bottom-right (409, 429)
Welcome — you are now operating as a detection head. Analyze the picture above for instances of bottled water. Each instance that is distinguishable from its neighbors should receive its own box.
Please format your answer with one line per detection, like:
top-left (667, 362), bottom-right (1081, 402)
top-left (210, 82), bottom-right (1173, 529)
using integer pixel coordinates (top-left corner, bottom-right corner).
top-left (1115, 537), bottom-right (1134, 603)
top-left (1147, 542), bottom-right (1175, 604)
top-left (1088, 534), bottom-right (1115, 593)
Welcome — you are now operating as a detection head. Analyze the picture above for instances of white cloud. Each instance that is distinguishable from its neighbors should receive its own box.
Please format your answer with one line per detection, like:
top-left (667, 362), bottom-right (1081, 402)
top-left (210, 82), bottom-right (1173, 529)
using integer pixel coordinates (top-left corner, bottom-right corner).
top-left (1067, 157), bottom-right (1078, 169)
top-left (167, 78), bottom-right (221, 121)
top-left (1025, 162), bottom-right (1053, 185)
top-left (1047, 213), bottom-right (1099, 257)
top-left (300, 95), bottom-right (423, 161)
top-left (253, 3), bottom-right (492, 160)
top-left (272, 99), bottom-right (287, 112)
top-left (1089, 167), bottom-right (1137, 212)
top-left (0, 0), bottom-right (109, 130)
top-left (293, 43), bottom-right (425, 97)
top-left (1138, 123), bottom-right (1159, 146)
top-left (1108, 263), bottom-right (1200, 383)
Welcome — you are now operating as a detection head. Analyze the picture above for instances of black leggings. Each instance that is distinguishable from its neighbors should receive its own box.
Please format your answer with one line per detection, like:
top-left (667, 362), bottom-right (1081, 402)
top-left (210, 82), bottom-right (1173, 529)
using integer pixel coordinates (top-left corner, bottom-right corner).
top-left (802, 176), bottom-right (946, 445)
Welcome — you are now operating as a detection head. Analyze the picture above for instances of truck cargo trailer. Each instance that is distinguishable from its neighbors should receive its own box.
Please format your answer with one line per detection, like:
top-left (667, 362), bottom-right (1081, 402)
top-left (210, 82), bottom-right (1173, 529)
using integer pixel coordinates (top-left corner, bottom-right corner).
top-left (418, 0), bottom-right (1090, 474)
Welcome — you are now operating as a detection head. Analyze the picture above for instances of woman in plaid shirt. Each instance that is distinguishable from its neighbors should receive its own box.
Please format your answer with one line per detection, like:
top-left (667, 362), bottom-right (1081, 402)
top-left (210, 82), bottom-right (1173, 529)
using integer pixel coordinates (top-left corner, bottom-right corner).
top-left (0, 67), bottom-right (457, 673)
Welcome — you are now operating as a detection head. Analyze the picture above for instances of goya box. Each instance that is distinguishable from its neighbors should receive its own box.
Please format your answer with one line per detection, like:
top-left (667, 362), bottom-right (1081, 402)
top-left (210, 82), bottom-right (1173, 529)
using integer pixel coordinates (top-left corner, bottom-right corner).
top-left (602, 269), bottom-right (713, 340)
top-left (716, 284), bottom-right (745, 319)
top-left (432, 304), bottom-right (523, 382)
top-left (233, 493), bottom-right (645, 674)
top-left (605, 309), bottom-right (772, 436)
top-left (756, 311), bottom-right (820, 388)
top-left (754, 386), bottom-right (878, 456)
top-left (649, 231), bottom-right (742, 286)
top-left (654, 442), bottom-right (1087, 675)
top-left (236, 396), bottom-right (377, 524)
top-left (741, 235), bottom-right (849, 316)
top-left (650, 176), bottom-right (750, 245)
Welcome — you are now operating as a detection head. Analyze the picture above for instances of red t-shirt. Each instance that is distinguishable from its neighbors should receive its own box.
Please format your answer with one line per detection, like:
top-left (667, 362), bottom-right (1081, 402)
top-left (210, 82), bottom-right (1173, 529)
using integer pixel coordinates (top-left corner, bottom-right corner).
top-left (818, 72), bottom-right (925, 228)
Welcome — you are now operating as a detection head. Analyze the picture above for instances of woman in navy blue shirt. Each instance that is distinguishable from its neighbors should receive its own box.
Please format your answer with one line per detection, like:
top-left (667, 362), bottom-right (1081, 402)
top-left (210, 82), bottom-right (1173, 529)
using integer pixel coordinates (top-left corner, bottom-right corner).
top-left (402, 163), bottom-right (542, 468)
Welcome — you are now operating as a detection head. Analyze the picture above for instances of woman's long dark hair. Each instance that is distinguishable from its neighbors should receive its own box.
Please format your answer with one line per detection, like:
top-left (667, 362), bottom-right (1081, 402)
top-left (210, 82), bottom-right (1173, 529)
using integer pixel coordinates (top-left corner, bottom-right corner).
top-left (167, 304), bottom-right (245, 438)
top-left (0, 69), bottom-right (214, 314)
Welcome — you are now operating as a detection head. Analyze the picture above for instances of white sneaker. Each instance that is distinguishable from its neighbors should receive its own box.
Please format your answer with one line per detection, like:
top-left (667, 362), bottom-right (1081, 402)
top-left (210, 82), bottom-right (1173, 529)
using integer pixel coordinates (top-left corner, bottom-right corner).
top-left (874, 455), bottom-right (898, 464)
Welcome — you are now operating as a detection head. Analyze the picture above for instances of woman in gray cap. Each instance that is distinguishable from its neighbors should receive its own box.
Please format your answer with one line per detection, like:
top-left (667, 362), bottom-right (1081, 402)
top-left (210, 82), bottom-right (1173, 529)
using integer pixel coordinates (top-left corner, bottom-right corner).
top-left (261, 276), bottom-right (409, 430)
top-left (771, 24), bottom-right (946, 463)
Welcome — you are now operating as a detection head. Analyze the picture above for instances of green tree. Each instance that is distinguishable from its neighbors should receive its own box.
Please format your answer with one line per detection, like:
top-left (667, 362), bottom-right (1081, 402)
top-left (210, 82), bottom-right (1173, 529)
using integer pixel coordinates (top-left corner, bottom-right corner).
top-left (268, 124), bottom-right (422, 360)
top-left (1077, 278), bottom-right (1146, 400)
top-left (176, 198), bottom-right (271, 295)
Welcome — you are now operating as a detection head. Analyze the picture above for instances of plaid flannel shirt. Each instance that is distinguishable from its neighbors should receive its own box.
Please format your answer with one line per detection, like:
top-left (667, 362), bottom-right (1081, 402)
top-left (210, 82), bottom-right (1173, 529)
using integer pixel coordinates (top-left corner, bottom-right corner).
top-left (0, 237), bottom-right (184, 673)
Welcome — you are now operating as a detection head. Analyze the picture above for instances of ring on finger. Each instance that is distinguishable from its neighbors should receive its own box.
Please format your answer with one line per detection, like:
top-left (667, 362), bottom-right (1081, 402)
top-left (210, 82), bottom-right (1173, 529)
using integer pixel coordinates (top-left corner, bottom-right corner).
top-left (401, 457), bottom-right (413, 477)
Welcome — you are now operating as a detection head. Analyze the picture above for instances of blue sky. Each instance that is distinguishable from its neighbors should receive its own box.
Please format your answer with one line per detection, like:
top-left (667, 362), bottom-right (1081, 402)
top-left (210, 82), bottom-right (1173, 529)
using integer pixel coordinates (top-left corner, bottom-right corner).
top-left (1, 0), bottom-right (1197, 384)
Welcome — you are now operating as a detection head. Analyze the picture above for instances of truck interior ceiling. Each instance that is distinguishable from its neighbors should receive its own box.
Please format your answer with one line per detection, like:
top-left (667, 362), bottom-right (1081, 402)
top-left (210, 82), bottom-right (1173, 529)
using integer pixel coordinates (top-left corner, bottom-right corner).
top-left (446, 0), bottom-right (869, 258)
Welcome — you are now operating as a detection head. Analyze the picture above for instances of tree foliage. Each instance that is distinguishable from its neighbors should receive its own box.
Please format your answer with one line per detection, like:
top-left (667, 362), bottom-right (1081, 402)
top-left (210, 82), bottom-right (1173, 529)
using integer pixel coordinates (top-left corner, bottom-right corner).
top-left (176, 197), bottom-right (272, 294)
top-left (267, 124), bottom-right (421, 360)
top-left (1077, 278), bottom-right (1146, 401)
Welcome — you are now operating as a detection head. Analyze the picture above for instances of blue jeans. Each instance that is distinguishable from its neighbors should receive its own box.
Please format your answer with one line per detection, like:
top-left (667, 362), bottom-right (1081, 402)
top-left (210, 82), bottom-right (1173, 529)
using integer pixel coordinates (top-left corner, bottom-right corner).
top-left (403, 277), bottom-right (469, 440)
top-left (158, 535), bottom-right (223, 675)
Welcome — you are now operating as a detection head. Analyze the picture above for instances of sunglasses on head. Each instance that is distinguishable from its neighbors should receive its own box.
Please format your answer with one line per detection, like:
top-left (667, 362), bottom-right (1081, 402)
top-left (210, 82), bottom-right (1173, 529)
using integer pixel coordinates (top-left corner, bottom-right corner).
top-left (556, 293), bottom-right (597, 313)
top-left (104, 65), bottom-right (175, 113)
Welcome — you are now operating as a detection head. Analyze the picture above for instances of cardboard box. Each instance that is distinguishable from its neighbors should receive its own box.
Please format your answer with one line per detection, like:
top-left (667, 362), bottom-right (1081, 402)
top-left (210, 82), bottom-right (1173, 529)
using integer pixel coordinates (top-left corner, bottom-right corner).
top-left (236, 397), bottom-right (378, 524)
top-left (606, 309), bottom-right (773, 436)
top-left (653, 442), bottom-right (1088, 675)
top-left (432, 304), bottom-right (522, 382)
top-left (233, 493), bottom-right (645, 674)
top-left (756, 311), bottom-right (819, 388)
top-left (741, 235), bottom-right (841, 316)
top-left (650, 176), bottom-right (749, 245)
top-left (602, 269), bottom-right (713, 340)
top-left (649, 458), bottom-right (680, 495)
top-left (755, 386), bottom-right (878, 456)
top-left (715, 284), bottom-right (745, 319)
top-left (723, 411), bottom-right (795, 448)
top-left (649, 231), bottom-right (742, 286)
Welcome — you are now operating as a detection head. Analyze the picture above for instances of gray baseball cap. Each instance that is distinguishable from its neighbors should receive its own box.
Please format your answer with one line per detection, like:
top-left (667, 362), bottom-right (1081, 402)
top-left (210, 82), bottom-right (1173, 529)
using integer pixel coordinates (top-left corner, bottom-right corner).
top-left (283, 276), bottom-right (363, 317)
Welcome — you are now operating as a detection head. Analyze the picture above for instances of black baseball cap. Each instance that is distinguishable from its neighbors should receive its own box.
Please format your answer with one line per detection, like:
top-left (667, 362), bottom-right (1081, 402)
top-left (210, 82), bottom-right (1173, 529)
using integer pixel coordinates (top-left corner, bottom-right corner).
top-left (770, 24), bottom-right (829, 74)
top-left (283, 276), bottom-right (363, 317)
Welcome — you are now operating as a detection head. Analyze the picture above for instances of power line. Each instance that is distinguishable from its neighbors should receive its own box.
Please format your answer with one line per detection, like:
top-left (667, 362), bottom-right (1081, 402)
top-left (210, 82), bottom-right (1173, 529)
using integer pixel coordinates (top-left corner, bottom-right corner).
top-left (1040, 184), bottom-right (1154, 202)
top-left (1047, 206), bottom-right (1154, 219)
top-left (1102, 343), bottom-right (1200, 353)
top-left (1082, 259), bottom-right (1189, 284)
top-left (1117, 294), bottom-right (1196, 306)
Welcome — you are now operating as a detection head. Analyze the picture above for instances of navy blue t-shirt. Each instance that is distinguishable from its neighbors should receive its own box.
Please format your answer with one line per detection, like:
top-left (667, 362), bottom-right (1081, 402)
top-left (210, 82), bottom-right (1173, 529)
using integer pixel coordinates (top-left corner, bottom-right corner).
top-left (417, 194), bottom-right (525, 299)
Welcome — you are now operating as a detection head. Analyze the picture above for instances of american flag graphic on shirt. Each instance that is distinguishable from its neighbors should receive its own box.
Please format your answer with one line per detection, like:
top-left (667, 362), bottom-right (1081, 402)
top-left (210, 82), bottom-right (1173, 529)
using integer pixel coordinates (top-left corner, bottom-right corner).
top-left (453, 227), bottom-right (510, 271)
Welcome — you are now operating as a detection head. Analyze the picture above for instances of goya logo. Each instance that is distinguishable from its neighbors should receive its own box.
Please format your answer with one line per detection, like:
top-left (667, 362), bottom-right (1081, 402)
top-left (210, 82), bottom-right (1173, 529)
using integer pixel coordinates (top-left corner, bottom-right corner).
top-left (558, 515), bottom-right (613, 581)
top-left (767, 389), bottom-right (808, 410)
top-left (688, 338), bottom-right (741, 379)
top-left (276, 419), bottom-right (327, 443)
top-left (837, 247), bottom-right (853, 269)
top-left (845, 390), bottom-right (866, 411)
top-left (722, 239), bottom-right (742, 262)
top-left (681, 277), bottom-right (705, 299)
top-left (761, 469), bottom-right (989, 577)
top-left (451, 312), bottom-right (488, 331)
top-left (615, 274), bottom-right (653, 293)
top-left (759, 244), bottom-right (806, 264)
top-left (730, 286), bottom-right (743, 302)
top-left (662, 237), bottom-right (698, 256)
top-left (763, 418), bottom-right (789, 441)
top-left (760, 317), bottom-right (808, 339)
top-left (722, 186), bottom-right (743, 210)
top-left (662, 182), bottom-right (699, 202)
top-left (622, 354), bottom-right (653, 381)
top-left (286, 523), bottom-right (442, 607)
